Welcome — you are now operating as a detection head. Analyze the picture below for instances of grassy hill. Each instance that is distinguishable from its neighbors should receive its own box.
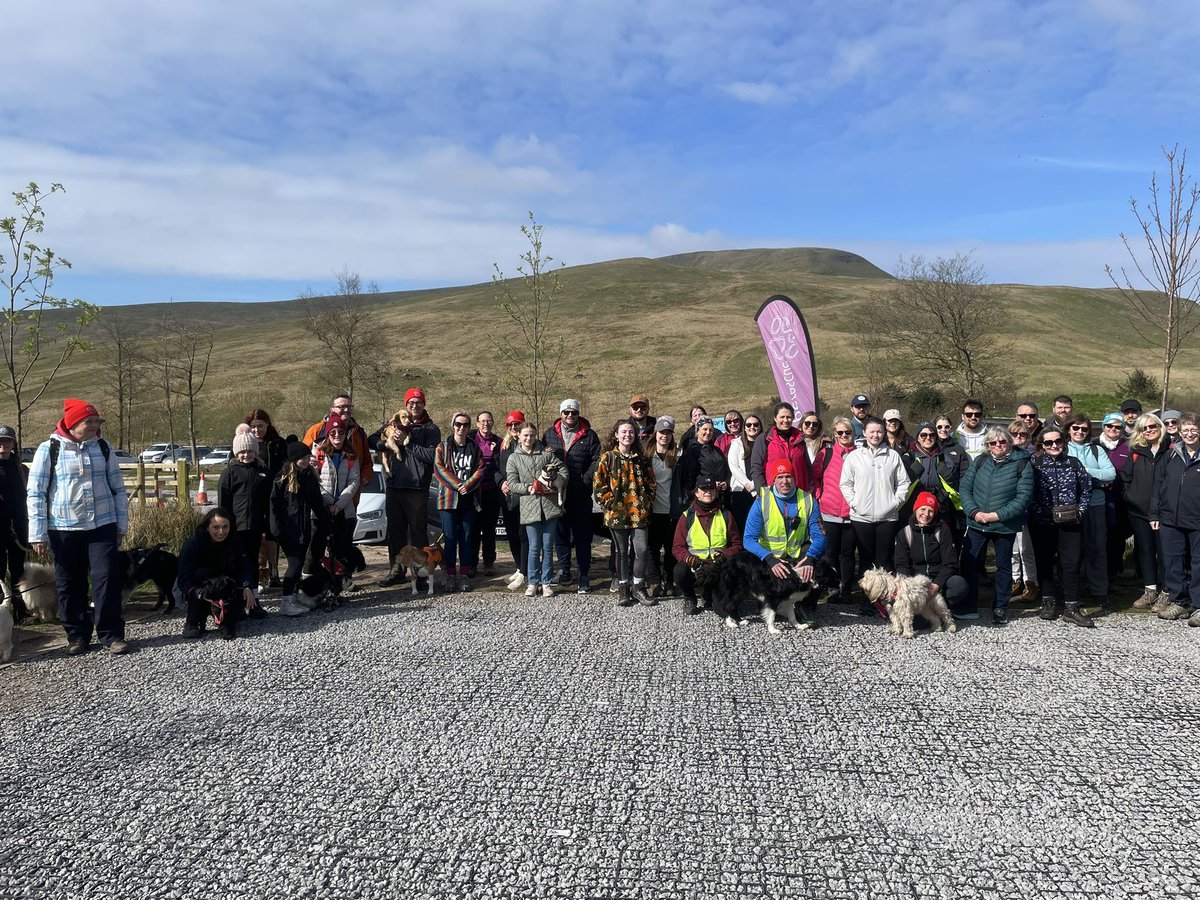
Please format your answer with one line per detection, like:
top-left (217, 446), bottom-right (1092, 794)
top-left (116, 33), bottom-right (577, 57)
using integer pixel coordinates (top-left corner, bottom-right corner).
top-left (10, 248), bottom-right (1192, 449)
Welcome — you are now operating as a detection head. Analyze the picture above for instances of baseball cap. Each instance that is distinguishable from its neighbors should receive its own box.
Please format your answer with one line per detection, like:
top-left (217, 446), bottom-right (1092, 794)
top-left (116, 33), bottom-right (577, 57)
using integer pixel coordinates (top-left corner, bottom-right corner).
top-left (852, 394), bottom-right (870, 407)
top-left (1120, 399), bottom-right (1143, 414)
top-left (1102, 413), bottom-right (1125, 427)
top-left (695, 476), bottom-right (718, 491)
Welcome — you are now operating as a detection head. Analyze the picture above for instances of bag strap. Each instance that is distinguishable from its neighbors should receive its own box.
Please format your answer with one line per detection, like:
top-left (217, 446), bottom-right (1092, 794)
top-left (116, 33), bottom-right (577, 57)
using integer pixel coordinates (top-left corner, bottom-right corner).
top-left (46, 437), bottom-right (112, 506)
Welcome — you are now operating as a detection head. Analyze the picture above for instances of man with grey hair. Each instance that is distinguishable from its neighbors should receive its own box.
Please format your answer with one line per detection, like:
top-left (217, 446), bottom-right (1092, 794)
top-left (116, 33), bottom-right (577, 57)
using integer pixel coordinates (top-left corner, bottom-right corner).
top-left (543, 399), bottom-right (601, 593)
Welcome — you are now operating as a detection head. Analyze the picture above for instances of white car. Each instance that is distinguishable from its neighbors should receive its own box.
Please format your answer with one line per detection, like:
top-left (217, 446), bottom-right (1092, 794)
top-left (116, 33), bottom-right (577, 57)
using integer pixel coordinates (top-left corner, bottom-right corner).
top-left (353, 471), bottom-right (387, 544)
top-left (198, 449), bottom-right (233, 467)
top-left (140, 443), bottom-right (185, 463)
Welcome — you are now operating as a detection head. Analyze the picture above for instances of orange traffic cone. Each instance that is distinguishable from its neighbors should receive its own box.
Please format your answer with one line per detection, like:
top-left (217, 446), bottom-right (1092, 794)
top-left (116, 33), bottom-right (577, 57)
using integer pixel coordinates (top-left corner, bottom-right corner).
top-left (196, 471), bottom-right (208, 505)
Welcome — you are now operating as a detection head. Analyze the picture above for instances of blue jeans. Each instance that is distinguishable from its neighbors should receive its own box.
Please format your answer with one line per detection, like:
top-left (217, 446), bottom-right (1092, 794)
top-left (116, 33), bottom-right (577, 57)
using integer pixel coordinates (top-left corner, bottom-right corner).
top-left (961, 528), bottom-right (1016, 613)
top-left (49, 523), bottom-right (123, 646)
top-left (525, 519), bottom-right (556, 586)
top-left (439, 503), bottom-right (477, 574)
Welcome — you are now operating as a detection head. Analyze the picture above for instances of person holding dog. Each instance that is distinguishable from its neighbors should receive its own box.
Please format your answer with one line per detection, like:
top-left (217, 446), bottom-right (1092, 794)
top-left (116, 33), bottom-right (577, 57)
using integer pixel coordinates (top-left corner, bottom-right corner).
top-left (893, 491), bottom-right (968, 614)
top-left (744, 460), bottom-right (826, 626)
top-left (372, 389), bottom-right (441, 588)
top-left (313, 413), bottom-right (362, 591)
top-left (178, 507), bottom-right (256, 640)
top-left (506, 421), bottom-right (567, 598)
top-left (672, 476), bottom-right (743, 616)
top-left (27, 399), bottom-right (129, 655)
top-left (498, 411), bottom-right (530, 591)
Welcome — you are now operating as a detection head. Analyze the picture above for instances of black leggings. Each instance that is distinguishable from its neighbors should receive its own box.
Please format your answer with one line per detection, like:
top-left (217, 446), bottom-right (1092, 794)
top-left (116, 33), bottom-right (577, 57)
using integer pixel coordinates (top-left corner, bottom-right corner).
top-left (503, 503), bottom-right (527, 574)
top-left (823, 519), bottom-right (857, 592)
top-left (1129, 516), bottom-right (1164, 587)
top-left (1030, 521), bottom-right (1083, 604)
top-left (852, 520), bottom-right (898, 573)
top-left (644, 512), bottom-right (677, 586)
top-left (280, 543), bottom-right (307, 596)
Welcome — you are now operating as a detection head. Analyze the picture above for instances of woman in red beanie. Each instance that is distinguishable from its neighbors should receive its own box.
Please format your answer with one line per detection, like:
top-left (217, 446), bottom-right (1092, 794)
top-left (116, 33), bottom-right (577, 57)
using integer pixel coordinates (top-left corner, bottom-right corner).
top-left (26, 398), bottom-right (130, 655)
top-left (894, 491), bottom-right (968, 614)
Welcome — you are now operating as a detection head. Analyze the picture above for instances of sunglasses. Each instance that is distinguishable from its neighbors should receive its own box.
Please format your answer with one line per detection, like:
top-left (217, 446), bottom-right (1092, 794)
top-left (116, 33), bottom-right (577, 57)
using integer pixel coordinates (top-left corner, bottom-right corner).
top-left (937, 424), bottom-right (952, 430)
top-left (562, 410), bottom-right (579, 416)
top-left (1142, 424), bottom-right (1161, 430)
top-left (802, 420), bottom-right (819, 427)
top-left (631, 403), bottom-right (648, 411)
top-left (453, 421), bottom-right (470, 428)
top-left (918, 432), bottom-right (935, 439)
top-left (1104, 423), bottom-right (1123, 429)
top-left (726, 417), bottom-right (742, 425)
top-left (986, 439), bottom-right (1008, 446)
top-left (963, 412), bottom-right (982, 418)
top-left (1017, 413), bottom-right (1038, 419)
top-left (835, 430), bottom-right (852, 436)
top-left (1069, 425), bottom-right (1089, 432)
top-left (1009, 431), bottom-right (1028, 438)
top-left (745, 422), bottom-right (762, 429)
top-left (1043, 438), bottom-right (1065, 446)
top-left (1165, 420), bottom-right (1180, 426)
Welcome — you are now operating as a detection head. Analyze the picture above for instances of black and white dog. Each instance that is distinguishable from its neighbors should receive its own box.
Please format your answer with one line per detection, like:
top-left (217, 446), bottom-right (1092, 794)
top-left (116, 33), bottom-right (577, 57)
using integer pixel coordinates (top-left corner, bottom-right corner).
top-left (694, 551), bottom-right (818, 633)
top-left (119, 544), bottom-right (180, 611)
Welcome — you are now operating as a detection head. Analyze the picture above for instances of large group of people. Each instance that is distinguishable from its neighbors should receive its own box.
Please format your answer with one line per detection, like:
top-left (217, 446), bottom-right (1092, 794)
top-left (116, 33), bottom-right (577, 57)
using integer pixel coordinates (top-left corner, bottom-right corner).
top-left (6, 387), bottom-right (1200, 655)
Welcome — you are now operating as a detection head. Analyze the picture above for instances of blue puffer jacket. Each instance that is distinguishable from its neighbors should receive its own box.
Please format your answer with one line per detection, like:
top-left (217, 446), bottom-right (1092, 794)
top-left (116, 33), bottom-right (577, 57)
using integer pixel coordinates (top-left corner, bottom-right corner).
top-left (1067, 441), bottom-right (1115, 507)
top-left (1031, 454), bottom-right (1091, 525)
top-left (1151, 443), bottom-right (1200, 530)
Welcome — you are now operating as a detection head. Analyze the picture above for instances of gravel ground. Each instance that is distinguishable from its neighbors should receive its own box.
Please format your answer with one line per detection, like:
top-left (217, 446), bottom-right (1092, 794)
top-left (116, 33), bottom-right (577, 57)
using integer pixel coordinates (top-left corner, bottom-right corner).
top-left (2, 581), bottom-right (1200, 900)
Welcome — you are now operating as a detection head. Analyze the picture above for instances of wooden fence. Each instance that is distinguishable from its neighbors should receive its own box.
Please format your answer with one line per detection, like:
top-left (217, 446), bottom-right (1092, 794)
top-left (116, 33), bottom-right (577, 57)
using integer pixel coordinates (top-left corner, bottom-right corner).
top-left (119, 460), bottom-right (199, 507)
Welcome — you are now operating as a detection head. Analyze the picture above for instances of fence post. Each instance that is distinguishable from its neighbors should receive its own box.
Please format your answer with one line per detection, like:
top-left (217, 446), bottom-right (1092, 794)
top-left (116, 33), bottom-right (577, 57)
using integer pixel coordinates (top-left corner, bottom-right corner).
top-left (177, 459), bottom-right (190, 506)
top-left (136, 461), bottom-right (147, 509)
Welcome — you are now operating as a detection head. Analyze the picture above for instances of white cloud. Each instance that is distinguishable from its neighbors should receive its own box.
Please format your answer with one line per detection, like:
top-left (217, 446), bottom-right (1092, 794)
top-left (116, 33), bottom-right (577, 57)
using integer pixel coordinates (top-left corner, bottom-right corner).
top-left (722, 81), bottom-right (789, 105)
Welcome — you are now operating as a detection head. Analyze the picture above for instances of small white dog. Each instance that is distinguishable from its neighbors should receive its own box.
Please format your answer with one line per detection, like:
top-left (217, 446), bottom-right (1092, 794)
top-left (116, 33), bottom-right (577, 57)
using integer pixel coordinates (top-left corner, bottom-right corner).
top-left (859, 567), bottom-right (956, 639)
top-left (18, 563), bottom-right (59, 624)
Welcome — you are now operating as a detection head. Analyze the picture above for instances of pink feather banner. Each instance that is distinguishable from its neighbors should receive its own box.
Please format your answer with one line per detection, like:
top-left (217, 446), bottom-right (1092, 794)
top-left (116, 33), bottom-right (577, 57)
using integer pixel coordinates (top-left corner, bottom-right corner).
top-left (754, 294), bottom-right (819, 414)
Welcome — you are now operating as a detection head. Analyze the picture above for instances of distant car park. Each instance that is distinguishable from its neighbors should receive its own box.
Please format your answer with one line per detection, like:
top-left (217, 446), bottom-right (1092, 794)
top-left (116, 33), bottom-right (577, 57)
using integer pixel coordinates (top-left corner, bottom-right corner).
top-left (198, 448), bottom-right (233, 467)
top-left (140, 443), bottom-right (185, 463)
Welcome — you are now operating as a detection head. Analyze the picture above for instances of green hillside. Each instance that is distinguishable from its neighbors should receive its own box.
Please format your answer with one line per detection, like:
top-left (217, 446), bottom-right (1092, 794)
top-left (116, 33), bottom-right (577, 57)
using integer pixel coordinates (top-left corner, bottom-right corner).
top-left (656, 247), bottom-right (893, 279)
top-left (8, 248), bottom-right (1191, 449)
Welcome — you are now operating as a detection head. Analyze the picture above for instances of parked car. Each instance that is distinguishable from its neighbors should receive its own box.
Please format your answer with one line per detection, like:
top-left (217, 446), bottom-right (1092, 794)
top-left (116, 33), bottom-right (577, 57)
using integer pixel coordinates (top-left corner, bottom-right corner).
top-left (176, 445), bottom-right (214, 464)
top-left (198, 448), bottom-right (233, 467)
top-left (113, 448), bottom-right (136, 461)
top-left (141, 443), bottom-right (185, 463)
top-left (353, 471), bottom-right (387, 544)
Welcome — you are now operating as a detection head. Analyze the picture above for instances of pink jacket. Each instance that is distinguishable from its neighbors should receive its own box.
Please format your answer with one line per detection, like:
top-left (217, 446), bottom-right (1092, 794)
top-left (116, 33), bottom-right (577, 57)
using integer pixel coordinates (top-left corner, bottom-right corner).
top-left (815, 442), bottom-right (855, 520)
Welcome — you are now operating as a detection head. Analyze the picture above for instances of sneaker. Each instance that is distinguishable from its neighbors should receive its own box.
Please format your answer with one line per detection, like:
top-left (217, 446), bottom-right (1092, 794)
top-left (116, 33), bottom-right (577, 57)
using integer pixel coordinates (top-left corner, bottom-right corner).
top-left (616, 583), bottom-right (636, 607)
top-left (506, 571), bottom-right (526, 590)
top-left (540, 584), bottom-right (555, 598)
top-left (105, 639), bottom-right (130, 654)
top-left (459, 575), bottom-right (473, 593)
top-left (556, 570), bottom-right (573, 586)
top-left (1152, 592), bottom-right (1171, 613)
top-left (280, 598), bottom-right (308, 617)
top-left (1159, 602), bottom-right (1191, 621)
top-left (182, 623), bottom-right (204, 639)
top-left (683, 597), bottom-right (700, 616)
top-left (609, 576), bottom-right (619, 594)
top-left (67, 639), bottom-right (90, 656)
top-left (633, 584), bottom-right (655, 607)
top-left (577, 578), bottom-right (591, 595)
top-left (1061, 606), bottom-right (1095, 628)
top-left (1189, 609), bottom-right (1200, 627)
top-left (1133, 588), bottom-right (1158, 609)
top-left (1023, 582), bottom-right (1040, 603)
top-left (524, 584), bottom-right (538, 598)
top-left (992, 608), bottom-right (1008, 627)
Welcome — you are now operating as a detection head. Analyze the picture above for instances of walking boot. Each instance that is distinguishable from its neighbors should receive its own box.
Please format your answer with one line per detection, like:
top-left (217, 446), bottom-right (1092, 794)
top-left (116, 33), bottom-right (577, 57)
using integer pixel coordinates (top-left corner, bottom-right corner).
top-left (632, 582), bottom-right (655, 607)
top-left (379, 562), bottom-right (408, 588)
top-left (1039, 595), bottom-right (1059, 621)
top-left (1061, 603), bottom-right (1095, 628)
top-left (1133, 588), bottom-right (1158, 609)
top-left (682, 595), bottom-right (700, 616)
top-left (616, 582), bottom-right (636, 607)
top-left (1023, 581), bottom-right (1040, 603)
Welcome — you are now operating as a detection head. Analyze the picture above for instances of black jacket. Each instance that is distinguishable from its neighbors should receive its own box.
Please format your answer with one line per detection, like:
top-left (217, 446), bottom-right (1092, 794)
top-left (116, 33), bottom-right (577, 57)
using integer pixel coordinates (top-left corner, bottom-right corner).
top-left (1121, 444), bottom-right (1166, 521)
top-left (894, 519), bottom-right (959, 590)
top-left (0, 456), bottom-right (28, 541)
top-left (178, 524), bottom-right (253, 600)
top-left (218, 460), bottom-right (272, 534)
top-left (370, 415), bottom-right (441, 492)
top-left (1151, 443), bottom-right (1200, 529)
top-left (677, 441), bottom-right (732, 498)
top-left (543, 418), bottom-right (601, 501)
top-left (257, 434), bottom-right (290, 480)
top-left (269, 468), bottom-right (331, 551)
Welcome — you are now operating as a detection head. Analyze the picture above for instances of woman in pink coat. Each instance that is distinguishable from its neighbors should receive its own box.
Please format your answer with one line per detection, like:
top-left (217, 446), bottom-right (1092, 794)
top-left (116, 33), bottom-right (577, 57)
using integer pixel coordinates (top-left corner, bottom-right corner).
top-left (812, 416), bottom-right (859, 601)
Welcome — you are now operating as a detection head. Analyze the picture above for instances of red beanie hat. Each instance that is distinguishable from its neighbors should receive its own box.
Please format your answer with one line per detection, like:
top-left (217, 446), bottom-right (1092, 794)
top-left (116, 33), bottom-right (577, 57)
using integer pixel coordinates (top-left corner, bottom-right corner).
top-left (914, 491), bottom-right (939, 513)
top-left (770, 459), bottom-right (795, 480)
top-left (505, 410), bottom-right (526, 425)
top-left (325, 413), bottom-right (348, 434)
top-left (405, 388), bottom-right (426, 404)
top-left (63, 398), bottom-right (99, 430)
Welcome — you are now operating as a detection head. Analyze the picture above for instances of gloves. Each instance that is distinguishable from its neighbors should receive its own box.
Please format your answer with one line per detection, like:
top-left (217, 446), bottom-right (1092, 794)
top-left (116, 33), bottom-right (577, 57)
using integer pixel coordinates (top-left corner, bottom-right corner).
top-left (684, 554), bottom-right (701, 567)
top-left (530, 480), bottom-right (547, 495)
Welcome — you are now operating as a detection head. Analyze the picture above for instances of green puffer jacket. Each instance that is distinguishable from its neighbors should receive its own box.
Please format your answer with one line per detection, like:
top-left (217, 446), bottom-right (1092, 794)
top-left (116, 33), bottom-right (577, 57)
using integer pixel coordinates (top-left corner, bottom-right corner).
top-left (959, 453), bottom-right (1033, 534)
top-left (505, 445), bottom-right (568, 525)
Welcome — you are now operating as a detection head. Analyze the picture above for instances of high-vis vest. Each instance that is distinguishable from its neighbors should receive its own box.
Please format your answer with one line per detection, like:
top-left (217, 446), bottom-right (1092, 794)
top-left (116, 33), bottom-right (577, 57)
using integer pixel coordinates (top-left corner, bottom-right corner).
top-left (686, 508), bottom-right (730, 559)
top-left (758, 487), bottom-right (813, 559)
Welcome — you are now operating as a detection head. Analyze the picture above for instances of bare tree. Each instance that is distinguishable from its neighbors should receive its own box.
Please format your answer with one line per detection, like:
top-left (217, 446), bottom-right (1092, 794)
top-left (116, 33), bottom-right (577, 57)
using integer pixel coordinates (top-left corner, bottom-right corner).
top-left (0, 182), bottom-right (98, 445)
top-left (297, 268), bottom-right (387, 399)
top-left (1105, 145), bottom-right (1200, 410)
top-left (166, 316), bottom-right (215, 462)
top-left (492, 213), bottom-right (567, 430)
top-left (858, 253), bottom-right (1013, 409)
top-left (96, 315), bottom-right (146, 450)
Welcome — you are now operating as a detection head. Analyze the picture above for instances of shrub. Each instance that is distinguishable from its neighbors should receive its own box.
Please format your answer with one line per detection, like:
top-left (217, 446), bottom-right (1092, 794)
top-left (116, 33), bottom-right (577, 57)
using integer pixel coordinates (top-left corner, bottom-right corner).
top-left (1115, 368), bottom-right (1161, 403)
top-left (122, 503), bottom-right (201, 554)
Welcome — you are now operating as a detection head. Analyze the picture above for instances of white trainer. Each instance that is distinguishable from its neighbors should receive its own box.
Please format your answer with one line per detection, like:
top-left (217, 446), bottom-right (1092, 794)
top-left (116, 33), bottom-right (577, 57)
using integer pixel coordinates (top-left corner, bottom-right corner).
top-left (524, 584), bottom-right (537, 597)
top-left (279, 597), bottom-right (308, 617)
top-left (507, 571), bottom-right (526, 590)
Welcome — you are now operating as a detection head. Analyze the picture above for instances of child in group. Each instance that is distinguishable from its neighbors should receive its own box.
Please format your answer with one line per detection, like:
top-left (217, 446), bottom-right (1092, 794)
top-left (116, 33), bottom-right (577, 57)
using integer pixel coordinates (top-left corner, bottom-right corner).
top-left (269, 440), bottom-right (332, 616)
top-left (217, 424), bottom-right (271, 618)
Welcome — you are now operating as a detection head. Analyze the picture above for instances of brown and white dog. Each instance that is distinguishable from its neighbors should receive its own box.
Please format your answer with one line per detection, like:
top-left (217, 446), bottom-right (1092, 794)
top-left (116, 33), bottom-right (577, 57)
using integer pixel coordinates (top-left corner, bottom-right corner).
top-left (396, 541), bottom-right (446, 596)
top-left (379, 410), bottom-right (413, 478)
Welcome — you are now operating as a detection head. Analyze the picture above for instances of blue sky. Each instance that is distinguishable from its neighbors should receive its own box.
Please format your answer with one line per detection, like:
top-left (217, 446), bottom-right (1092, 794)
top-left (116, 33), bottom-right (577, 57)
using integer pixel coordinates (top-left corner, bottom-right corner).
top-left (4, 0), bottom-right (1199, 305)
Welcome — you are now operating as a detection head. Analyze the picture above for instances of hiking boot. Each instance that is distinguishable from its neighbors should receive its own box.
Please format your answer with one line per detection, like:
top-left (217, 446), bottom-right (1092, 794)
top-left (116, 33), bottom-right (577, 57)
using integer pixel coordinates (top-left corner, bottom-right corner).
top-left (105, 640), bottom-right (130, 655)
top-left (1011, 580), bottom-right (1024, 600)
top-left (1061, 605), bottom-right (1095, 628)
top-left (616, 583), bottom-right (636, 607)
top-left (992, 608), bottom-right (1008, 627)
top-left (247, 604), bottom-right (268, 620)
top-left (378, 564), bottom-right (408, 588)
top-left (458, 574), bottom-right (473, 593)
top-left (1039, 596), bottom-right (1059, 621)
top-left (295, 593), bottom-right (319, 610)
top-left (683, 597), bottom-right (699, 616)
top-left (1189, 609), bottom-right (1200, 627)
top-left (280, 597), bottom-right (308, 617)
top-left (182, 622), bottom-right (204, 639)
top-left (1152, 592), bottom-right (1171, 613)
top-left (1023, 582), bottom-right (1040, 603)
top-left (632, 584), bottom-right (655, 607)
top-left (1158, 602), bottom-right (1191, 621)
top-left (67, 639), bottom-right (90, 656)
top-left (524, 584), bottom-right (538, 598)
top-left (1133, 588), bottom-right (1159, 609)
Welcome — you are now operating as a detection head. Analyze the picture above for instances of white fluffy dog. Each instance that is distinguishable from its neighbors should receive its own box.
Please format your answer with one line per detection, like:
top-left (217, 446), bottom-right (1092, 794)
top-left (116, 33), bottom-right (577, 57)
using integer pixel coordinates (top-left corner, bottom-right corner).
top-left (17, 563), bottom-right (59, 624)
top-left (858, 567), bottom-right (956, 639)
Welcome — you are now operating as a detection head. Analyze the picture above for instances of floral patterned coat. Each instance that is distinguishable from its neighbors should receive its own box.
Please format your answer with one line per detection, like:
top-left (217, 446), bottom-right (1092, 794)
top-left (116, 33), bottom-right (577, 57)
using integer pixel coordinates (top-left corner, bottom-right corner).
top-left (593, 449), bottom-right (656, 529)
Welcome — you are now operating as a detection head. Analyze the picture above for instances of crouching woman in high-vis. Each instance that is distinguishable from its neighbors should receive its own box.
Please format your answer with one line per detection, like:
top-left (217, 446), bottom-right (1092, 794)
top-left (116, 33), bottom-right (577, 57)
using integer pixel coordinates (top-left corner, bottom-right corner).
top-left (671, 476), bottom-right (743, 616)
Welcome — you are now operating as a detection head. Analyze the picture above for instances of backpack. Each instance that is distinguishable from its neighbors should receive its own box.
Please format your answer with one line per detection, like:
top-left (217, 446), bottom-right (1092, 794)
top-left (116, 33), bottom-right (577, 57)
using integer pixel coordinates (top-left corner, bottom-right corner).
top-left (46, 437), bottom-right (113, 506)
